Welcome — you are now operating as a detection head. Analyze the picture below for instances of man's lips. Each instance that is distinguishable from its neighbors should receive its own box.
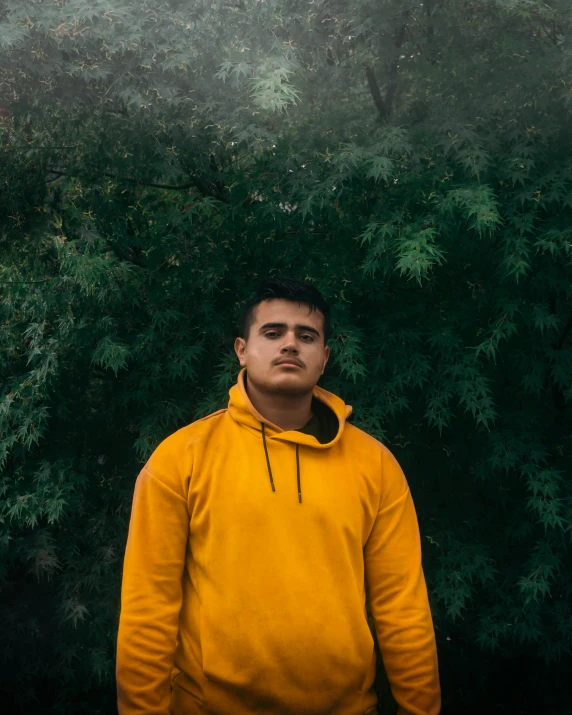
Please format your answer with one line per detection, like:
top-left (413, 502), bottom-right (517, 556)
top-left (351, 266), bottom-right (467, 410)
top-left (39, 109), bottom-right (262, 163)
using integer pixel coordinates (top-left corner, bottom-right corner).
top-left (275, 359), bottom-right (304, 368)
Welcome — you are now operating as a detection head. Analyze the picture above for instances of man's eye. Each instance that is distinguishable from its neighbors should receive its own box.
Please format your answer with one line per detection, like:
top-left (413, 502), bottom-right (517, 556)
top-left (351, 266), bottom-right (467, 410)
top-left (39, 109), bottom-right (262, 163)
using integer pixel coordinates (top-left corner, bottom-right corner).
top-left (265, 331), bottom-right (279, 338)
top-left (301, 335), bottom-right (314, 341)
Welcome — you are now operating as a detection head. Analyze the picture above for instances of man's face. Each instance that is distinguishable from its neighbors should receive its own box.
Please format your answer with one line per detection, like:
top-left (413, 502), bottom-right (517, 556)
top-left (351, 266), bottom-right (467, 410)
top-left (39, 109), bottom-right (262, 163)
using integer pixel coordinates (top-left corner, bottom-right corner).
top-left (234, 299), bottom-right (330, 396)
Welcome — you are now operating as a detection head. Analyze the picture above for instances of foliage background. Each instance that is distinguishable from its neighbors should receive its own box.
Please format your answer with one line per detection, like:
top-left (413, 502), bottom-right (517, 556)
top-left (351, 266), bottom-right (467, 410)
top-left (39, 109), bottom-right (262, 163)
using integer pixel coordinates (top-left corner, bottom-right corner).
top-left (1, 0), bottom-right (571, 713)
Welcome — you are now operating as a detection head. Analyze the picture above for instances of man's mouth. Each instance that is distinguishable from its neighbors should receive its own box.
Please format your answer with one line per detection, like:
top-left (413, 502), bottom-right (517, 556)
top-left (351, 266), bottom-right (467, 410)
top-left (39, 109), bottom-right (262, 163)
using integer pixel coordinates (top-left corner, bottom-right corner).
top-left (276, 360), bottom-right (303, 368)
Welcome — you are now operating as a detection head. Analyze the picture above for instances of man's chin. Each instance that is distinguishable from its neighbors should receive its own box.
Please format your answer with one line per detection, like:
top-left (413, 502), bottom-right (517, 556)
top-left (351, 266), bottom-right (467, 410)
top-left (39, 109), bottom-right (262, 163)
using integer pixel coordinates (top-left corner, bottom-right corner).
top-left (266, 374), bottom-right (314, 396)
top-left (245, 370), bottom-right (317, 397)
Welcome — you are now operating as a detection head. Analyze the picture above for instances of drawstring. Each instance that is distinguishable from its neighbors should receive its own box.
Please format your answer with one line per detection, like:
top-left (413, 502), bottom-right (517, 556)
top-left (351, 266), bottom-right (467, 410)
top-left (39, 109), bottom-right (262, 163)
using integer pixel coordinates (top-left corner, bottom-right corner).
top-left (261, 422), bottom-right (302, 504)
top-left (295, 444), bottom-right (301, 504)
top-left (261, 422), bottom-right (275, 493)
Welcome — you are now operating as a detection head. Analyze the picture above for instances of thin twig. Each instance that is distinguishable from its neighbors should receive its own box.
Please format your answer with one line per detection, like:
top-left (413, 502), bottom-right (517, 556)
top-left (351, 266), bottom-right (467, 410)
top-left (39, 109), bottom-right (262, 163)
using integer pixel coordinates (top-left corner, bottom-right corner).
top-left (46, 168), bottom-right (195, 191)
top-left (0, 279), bottom-right (53, 284)
top-left (1, 145), bottom-right (79, 154)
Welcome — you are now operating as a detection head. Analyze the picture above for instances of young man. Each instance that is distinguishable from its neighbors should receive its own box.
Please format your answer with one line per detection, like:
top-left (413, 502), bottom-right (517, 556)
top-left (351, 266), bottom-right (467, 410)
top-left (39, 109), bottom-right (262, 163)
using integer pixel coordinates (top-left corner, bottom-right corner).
top-left (116, 278), bottom-right (441, 715)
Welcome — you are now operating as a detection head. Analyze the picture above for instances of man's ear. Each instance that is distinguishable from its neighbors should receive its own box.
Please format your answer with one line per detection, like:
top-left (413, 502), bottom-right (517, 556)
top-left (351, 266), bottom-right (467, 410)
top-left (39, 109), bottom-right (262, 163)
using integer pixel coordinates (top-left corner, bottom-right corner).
top-left (234, 336), bottom-right (247, 366)
top-left (321, 345), bottom-right (330, 375)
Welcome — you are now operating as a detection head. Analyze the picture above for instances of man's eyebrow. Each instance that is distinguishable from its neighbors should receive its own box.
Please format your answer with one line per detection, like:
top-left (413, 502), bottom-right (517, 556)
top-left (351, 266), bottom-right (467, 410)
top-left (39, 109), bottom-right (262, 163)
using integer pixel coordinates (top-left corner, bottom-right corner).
top-left (259, 322), bottom-right (321, 336)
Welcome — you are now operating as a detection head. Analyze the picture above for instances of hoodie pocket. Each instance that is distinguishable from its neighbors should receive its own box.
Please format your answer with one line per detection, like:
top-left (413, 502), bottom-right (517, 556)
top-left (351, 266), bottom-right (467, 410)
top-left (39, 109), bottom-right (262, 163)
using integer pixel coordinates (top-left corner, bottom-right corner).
top-left (170, 670), bottom-right (206, 714)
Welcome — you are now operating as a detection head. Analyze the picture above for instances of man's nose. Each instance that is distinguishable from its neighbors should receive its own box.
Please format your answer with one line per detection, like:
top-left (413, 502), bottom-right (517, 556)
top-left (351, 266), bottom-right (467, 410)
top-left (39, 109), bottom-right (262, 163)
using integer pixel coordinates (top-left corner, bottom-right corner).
top-left (280, 333), bottom-right (299, 352)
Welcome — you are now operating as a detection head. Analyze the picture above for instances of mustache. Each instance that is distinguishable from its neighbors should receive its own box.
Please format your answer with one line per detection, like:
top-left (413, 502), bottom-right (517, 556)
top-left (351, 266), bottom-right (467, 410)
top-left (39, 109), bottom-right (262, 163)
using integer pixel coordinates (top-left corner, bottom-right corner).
top-left (274, 358), bottom-right (305, 367)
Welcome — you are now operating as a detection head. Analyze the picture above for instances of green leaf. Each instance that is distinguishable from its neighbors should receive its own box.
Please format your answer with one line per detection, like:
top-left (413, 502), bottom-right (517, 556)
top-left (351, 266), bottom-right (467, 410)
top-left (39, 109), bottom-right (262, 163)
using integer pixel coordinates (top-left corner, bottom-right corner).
top-left (91, 336), bottom-right (130, 376)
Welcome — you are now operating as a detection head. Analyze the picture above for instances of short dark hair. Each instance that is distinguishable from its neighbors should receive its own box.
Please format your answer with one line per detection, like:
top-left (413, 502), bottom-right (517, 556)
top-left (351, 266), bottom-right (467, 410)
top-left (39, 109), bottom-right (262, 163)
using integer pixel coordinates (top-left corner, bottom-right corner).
top-left (239, 278), bottom-right (331, 343)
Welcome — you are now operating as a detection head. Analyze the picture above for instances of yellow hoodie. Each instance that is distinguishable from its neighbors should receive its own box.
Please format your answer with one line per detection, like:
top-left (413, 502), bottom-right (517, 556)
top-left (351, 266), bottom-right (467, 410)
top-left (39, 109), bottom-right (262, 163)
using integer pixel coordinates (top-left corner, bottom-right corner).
top-left (116, 370), bottom-right (441, 715)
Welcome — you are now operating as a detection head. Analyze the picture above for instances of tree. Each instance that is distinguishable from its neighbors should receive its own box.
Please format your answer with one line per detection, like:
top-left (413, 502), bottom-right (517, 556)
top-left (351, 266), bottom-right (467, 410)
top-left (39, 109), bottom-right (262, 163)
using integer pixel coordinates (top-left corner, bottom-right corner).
top-left (1, 1), bottom-right (571, 712)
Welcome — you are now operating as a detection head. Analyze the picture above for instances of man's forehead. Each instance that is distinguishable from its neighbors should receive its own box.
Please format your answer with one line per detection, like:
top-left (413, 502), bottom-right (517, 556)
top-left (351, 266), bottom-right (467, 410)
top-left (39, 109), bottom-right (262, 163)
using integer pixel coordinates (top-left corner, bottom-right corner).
top-left (253, 299), bottom-right (322, 324)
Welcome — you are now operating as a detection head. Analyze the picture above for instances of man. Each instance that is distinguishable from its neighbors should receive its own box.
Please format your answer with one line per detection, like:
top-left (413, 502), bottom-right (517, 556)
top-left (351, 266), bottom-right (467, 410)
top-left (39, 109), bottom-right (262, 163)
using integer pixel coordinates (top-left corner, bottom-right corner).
top-left (116, 278), bottom-right (441, 715)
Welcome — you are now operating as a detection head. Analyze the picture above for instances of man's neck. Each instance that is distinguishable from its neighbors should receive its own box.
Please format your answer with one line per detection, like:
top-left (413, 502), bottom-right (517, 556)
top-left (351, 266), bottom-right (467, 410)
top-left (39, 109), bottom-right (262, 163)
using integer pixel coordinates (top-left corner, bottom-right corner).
top-left (245, 375), bottom-right (313, 431)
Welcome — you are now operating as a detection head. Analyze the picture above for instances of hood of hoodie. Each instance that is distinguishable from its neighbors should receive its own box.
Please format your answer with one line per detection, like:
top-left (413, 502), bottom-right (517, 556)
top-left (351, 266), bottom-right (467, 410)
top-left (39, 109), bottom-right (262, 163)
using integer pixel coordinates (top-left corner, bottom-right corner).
top-left (228, 368), bottom-right (352, 450)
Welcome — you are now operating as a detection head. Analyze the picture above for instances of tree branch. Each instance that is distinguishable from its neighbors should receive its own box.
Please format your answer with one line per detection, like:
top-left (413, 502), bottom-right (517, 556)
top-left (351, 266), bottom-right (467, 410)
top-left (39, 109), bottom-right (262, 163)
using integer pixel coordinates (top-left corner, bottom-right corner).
top-left (46, 168), bottom-right (196, 191)
top-left (2, 145), bottom-right (79, 154)
top-left (0, 279), bottom-right (53, 284)
top-left (365, 23), bottom-right (407, 121)
top-left (364, 63), bottom-right (388, 120)
top-left (425, 0), bottom-right (434, 42)
top-left (425, 0), bottom-right (439, 63)
top-left (385, 25), bottom-right (406, 119)
top-left (46, 167), bottom-right (228, 201)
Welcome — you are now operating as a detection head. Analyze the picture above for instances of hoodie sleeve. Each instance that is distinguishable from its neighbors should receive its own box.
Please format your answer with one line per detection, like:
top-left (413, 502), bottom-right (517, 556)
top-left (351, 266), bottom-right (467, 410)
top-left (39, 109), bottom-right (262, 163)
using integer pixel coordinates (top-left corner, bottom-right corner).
top-left (116, 456), bottom-right (190, 715)
top-left (364, 447), bottom-right (441, 715)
